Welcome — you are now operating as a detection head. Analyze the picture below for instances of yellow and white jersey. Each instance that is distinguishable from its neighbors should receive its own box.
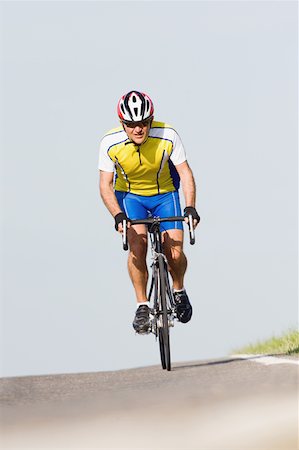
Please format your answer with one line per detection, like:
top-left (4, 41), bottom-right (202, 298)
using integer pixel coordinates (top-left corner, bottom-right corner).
top-left (98, 121), bottom-right (187, 196)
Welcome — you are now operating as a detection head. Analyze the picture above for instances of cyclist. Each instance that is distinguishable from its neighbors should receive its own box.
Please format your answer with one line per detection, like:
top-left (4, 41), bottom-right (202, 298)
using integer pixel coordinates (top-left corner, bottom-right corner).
top-left (98, 90), bottom-right (200, 333)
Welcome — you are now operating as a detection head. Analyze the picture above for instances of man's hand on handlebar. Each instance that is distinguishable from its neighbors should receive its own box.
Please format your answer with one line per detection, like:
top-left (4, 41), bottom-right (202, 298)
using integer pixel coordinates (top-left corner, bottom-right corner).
top-left (183, 206), bottom-right (200, 228)
top-left (114, 212), bottom-right (131, 251)
top-left (114, 212), bottom-right (131, 233)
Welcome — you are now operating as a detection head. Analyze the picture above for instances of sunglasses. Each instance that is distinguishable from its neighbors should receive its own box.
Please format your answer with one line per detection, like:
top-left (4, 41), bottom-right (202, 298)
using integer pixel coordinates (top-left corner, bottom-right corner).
top-left (122, 118), bottom-right (152, 128)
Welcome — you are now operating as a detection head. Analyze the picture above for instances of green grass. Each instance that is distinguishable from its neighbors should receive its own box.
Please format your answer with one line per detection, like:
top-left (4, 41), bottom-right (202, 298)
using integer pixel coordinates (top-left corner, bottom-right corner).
top-left (233, 329), bottom-right (299, 356)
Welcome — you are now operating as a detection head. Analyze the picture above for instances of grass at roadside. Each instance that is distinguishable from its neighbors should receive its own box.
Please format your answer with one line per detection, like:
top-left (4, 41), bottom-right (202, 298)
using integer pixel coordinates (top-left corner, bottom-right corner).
top-left (233, 329), bottom-right (299, 355)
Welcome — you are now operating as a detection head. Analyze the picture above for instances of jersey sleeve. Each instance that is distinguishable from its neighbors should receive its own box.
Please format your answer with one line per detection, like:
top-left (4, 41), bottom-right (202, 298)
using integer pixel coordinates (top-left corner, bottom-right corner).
top-left (170, 130), bottom-right (187, 166)
top-left (98, 138), bottom-right (115, 172)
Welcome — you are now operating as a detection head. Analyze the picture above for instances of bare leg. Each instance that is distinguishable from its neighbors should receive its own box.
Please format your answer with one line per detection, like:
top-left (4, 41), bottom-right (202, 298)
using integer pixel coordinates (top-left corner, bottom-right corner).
top-left (127, 224), bottom-right (148, 302)
top-left (162, 229), bottom-right (187, 290)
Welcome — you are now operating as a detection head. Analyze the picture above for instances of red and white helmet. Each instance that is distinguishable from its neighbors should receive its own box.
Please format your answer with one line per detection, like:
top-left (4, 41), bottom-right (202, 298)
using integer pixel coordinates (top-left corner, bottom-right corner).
top-left (117, 91), bottom-right (154, 122)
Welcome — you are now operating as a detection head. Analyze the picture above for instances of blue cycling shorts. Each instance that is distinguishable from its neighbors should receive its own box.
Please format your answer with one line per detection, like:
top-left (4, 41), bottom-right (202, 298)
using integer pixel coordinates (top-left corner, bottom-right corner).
top-left (115, 191), bottom-right (183, 232)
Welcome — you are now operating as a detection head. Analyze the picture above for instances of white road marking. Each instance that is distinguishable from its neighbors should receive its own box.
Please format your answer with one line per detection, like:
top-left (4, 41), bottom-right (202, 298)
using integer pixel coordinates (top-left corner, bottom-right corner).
top-left (232, 354), bottom-right (299, 366)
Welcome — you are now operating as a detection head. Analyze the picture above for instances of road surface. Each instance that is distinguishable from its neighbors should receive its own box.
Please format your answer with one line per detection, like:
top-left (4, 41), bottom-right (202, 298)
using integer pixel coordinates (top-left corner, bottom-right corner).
top-left (1, 355), bottom-right (298, 449)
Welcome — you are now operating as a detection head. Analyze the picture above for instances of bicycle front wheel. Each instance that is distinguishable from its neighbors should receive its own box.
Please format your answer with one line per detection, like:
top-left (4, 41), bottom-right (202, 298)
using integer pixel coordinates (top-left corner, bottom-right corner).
top-left (158, 329), bottom-right (166, 369)
top-left (158, 254), bottom-right (171, 371)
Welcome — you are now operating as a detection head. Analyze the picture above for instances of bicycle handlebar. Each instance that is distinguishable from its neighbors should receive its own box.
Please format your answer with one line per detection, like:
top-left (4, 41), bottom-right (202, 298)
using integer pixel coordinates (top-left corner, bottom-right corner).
top-left (130, 216), bottom-right (184, 225)
top-left (122, 216), bottom-right (196, 250)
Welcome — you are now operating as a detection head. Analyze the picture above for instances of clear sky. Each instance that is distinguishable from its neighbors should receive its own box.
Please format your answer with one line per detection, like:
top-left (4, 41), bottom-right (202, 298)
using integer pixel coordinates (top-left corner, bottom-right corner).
top-left (1, 1), bottom-right (297, 377)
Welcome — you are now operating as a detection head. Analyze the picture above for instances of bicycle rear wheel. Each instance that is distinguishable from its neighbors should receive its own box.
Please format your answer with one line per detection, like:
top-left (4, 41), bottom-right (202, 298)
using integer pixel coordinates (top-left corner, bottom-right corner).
top-left (158, 254), bottom-right (171, 371)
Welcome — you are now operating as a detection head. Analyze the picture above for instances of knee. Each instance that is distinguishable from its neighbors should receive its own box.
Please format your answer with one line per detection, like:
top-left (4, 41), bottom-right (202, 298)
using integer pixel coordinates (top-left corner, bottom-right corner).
top-left (166, 246), bottom-right (185, 264)
top-left (130, 243), bottom-right (147, 260)
top-left (162, 231), bottom-right (185, 263)
top-left (129, 235), bottom-right (147, 259)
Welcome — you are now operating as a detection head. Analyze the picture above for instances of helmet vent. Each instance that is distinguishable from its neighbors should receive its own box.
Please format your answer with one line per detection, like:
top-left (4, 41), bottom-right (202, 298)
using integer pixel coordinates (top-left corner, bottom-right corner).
top-left (132, 95), bottom-right (137, 103)
top-left (134, 107), bottom-right (138, 115)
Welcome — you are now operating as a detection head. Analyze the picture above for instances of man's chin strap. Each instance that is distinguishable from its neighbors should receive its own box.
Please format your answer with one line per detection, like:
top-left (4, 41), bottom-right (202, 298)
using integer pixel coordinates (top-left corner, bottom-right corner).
top-left (124, 136), bottom-right (150, 146)
top-left (121, 118), bottom-right (154, 146)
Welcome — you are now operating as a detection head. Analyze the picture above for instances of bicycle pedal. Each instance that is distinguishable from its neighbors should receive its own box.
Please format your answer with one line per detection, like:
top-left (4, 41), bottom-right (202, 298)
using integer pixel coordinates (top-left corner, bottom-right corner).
top-left (135, 329), bottom-right (151, 336)
top-left (168, 317), bottom-right (175, 327)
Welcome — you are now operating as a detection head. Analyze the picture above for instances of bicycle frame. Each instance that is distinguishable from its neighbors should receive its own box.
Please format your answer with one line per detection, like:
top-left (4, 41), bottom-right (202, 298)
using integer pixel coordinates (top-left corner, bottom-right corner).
top-left (121, 215), bottom-right (195, 370)
top-left (147, 222), bottom-right (176, 336)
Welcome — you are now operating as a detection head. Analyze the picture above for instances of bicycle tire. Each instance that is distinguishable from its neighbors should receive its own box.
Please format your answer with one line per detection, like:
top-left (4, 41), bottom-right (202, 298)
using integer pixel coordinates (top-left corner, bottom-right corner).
top-left (158, 254), bottom-right (171, 371)
top-left (158, 329), bottom-right (166, 369)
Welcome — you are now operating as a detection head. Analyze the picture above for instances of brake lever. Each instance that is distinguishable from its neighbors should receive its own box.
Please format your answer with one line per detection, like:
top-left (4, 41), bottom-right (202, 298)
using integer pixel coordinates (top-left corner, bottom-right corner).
top-left (122, 219), bottom-right (128, 251)
top-left (188, 214), bottom-right (195, 245)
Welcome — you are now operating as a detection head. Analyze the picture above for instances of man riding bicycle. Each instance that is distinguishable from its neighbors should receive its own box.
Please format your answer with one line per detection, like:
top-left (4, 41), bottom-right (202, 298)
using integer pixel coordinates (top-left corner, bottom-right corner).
top-left (98, 91), bottom-right (200, 333)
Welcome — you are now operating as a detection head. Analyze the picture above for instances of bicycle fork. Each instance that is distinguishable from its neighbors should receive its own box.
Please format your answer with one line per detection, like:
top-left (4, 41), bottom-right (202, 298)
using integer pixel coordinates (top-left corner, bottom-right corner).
top-left (147, 254), bottom-right (176, 337)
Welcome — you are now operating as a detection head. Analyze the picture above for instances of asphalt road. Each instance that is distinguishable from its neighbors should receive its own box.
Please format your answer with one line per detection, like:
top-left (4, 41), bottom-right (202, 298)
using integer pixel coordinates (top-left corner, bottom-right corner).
top-left (1, 356), bottom-right (298, 449)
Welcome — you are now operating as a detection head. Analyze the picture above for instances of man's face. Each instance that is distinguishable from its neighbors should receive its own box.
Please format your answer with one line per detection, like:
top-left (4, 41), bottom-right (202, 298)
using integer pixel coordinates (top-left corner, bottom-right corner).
top-left (122, 118), bottom-right (152, 145)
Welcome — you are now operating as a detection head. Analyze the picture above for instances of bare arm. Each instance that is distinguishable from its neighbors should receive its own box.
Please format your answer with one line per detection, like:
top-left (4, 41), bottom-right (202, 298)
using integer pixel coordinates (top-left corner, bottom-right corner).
top-left (175, 161), bottom-right (199, 228)
top-left (99, 170), bottom-right (122, 217)
top-left (175, 160), bottom-right (196, 208)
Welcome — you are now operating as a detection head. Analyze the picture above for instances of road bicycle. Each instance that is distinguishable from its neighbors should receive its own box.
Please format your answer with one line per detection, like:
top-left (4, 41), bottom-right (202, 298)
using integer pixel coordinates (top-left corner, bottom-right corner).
top-left (122, 215), bottom-right (195, 371)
